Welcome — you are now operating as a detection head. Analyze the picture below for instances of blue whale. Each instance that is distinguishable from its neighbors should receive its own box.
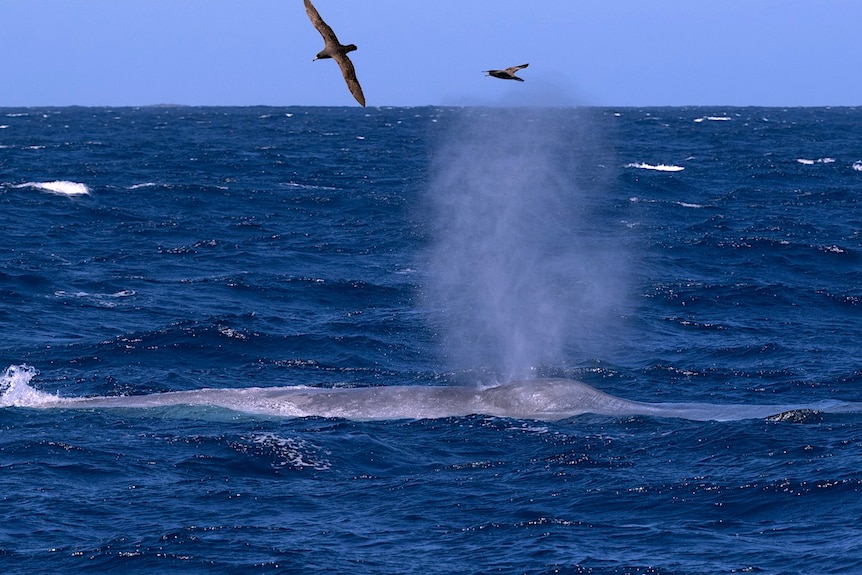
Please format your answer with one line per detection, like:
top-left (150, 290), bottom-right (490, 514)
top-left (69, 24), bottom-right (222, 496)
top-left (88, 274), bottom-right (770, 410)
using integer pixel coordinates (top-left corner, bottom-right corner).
top-left (77, 379), bottom-right (856, 421)
top-left (4, 366), bottom-right (857, 422)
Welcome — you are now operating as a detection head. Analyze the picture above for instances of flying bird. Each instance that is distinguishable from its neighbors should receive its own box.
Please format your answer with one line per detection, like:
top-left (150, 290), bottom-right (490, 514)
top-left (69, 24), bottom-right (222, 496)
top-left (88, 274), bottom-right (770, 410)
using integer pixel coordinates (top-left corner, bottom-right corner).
top-left (303, 0), bottom-right (366, 106)
top-left (484, 63), bottom-right (530, 82)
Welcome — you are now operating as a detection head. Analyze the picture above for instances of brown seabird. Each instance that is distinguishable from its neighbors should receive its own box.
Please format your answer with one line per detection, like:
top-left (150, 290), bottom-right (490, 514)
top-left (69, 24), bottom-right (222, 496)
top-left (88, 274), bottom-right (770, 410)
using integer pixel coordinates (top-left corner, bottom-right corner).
top-left (303, 0), bottom-right (366, 106)
top-left (484, 63), bottom-right (529, 82)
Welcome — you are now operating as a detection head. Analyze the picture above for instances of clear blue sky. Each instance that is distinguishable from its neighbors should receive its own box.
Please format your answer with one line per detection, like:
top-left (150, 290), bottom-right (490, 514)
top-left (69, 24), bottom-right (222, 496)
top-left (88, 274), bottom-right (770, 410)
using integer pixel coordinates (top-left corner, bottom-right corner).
top-left (3, 0), bottom-right (860, 107)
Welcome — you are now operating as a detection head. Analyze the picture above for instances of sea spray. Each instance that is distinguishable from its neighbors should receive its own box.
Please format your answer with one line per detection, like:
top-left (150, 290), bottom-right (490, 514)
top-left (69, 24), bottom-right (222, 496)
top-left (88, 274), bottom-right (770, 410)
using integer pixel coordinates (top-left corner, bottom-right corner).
top-left (0, 364), bottom-right (59, 407)
top-left (420, 109), bottom-right (626, 383)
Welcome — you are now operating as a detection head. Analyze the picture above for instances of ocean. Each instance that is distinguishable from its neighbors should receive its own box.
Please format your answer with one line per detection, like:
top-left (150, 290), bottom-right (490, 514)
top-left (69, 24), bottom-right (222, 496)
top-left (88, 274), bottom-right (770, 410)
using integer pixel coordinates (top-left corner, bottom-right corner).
top-left (1, 105), bottom-right (861, 574)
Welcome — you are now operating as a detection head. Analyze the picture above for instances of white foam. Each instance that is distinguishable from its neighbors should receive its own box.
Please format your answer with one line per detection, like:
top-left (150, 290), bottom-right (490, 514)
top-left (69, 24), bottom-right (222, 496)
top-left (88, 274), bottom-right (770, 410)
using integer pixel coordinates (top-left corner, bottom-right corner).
top-left (626, 162), bottom-right (685, 172)
top-left (55, 289), bottom-right (135, 298)
top-left (694, 116), bottom-right (732, 123)
top-left (0, 365), bottom-right (61, 408)
top-left (15, 181), bottom-right (90, 196)
top-left (853, 161), bottom-right (862, 172)
top-left (53, 290), bottom-right (136, 308)
top-left (630, 197), bottom-right (701, 208)
top-left (246, 433), bottom-right (331, 470)
top-left (797, 158), bottom-right (835, 165)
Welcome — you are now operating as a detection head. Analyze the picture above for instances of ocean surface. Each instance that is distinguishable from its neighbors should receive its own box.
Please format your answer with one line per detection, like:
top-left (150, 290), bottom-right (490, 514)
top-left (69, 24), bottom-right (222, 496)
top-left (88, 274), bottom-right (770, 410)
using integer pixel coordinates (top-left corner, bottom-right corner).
top-left (2, 105), bottom-right (862, 574)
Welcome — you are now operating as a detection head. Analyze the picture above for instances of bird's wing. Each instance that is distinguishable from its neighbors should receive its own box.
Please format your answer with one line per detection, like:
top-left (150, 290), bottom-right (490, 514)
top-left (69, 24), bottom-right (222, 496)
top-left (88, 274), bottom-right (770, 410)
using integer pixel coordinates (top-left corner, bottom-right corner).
top-left (304, 0), bottom-right (340, 45)
top-left (332, 52), bottom-right (366, 106)
top-left (506, 63), bottom-right (529, 74)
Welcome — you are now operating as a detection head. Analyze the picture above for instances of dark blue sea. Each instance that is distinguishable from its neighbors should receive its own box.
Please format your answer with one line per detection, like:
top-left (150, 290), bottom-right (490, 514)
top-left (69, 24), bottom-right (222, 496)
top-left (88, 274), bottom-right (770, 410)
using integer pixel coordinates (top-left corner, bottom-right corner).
top-left (2, 106), bottom-right (862, 574)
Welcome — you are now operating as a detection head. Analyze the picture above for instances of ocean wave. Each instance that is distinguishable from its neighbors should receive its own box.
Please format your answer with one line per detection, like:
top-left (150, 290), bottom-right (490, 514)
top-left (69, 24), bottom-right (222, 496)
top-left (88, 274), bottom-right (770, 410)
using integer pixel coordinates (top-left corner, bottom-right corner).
top-left (281, 180), bottom-right (339, 191)
top-left (629, 197), bottom-right (703, 208)
top-left (14, 180), bottom-right (90, 196)
top-left (796, 158), bottom-right (836, 165)
top-left (694, 116), bottom-right (732, 122)
top-left (819, 244), bottom-right (847, 255)
top-left (626, 162), bottom-right (684, 172)
top-left (853, 161), bottom-right (862, 172)
top-left (54, 290), bottom-right (137, 308)
top-left (55, 289), bottom-right (136, 298)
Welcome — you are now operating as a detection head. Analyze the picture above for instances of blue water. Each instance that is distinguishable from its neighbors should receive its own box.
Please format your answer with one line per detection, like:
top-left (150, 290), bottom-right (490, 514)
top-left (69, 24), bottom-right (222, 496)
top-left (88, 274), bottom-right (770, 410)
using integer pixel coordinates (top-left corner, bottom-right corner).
top-left (2, 106), bottom-right (862, 574)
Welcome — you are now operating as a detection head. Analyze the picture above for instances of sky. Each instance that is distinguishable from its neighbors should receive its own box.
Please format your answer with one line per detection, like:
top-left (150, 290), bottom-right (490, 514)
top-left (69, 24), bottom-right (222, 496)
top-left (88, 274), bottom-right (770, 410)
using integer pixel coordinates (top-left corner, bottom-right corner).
top-left (2, 0), bottom-right (861, 108)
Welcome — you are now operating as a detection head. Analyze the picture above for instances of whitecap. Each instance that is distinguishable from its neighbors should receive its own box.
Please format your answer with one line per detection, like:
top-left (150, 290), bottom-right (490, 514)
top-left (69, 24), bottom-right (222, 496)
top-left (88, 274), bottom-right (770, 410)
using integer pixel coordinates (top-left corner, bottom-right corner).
top-left (129, 182), bottom-right (158, 190)
top-left (55, 290), bottom-right (136, 298)
top-left (853, 161), bottom-right (862, 172)
top-left (694, 116), bottom-right (731, 123)
top-left (14, 181), bottom-right (90, 196)
top-left (676, 201), bottom-right (704, 208)
top-left (625, 162), bottom-right (685, 172)
top-left (797, 158), bottom-right (835, 165)
top-left (282, 181), bottom-right (338, 191)
top-left (54, 290), bottom-right (136, 308)
top-left (217, 325), bottom-right (249, 340)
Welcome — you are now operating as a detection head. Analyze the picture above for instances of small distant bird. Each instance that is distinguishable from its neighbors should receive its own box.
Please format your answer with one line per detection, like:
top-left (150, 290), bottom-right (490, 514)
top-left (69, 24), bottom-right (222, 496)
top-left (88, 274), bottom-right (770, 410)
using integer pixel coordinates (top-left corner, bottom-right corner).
top-left (484, 63), bottom-right (529, 82)
top-left (303, 0), bottom-right (366, 106)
